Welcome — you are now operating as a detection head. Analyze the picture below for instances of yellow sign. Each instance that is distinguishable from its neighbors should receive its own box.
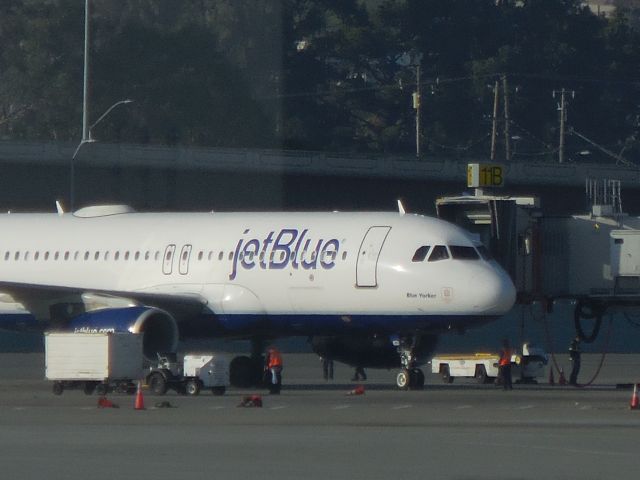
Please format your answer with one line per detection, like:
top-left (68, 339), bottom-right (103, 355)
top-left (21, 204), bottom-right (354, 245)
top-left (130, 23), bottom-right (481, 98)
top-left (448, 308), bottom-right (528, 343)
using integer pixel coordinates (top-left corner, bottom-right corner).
top-left (467, 163), bottom-right (504, 188)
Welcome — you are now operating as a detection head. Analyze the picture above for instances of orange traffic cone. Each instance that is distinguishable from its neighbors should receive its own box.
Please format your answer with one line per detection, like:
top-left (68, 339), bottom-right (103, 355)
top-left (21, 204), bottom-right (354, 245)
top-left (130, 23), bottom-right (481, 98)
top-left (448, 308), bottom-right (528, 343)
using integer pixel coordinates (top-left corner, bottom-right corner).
top-left (134, 381), bottom-right (145, 410)
top-left (548, 367), bottom-right (555, 386)
top-left (630, 384), bottom-right (639, 410)
top-left (558, 367), bottom-right (567, 386)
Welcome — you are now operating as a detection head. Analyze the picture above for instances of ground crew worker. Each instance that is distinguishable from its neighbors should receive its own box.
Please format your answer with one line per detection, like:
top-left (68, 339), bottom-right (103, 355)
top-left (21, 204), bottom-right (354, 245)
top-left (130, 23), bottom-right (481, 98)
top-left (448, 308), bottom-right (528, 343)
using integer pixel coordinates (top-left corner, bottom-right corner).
top-left (569, 336), bottom-right (581, 386)
top-left (265, 346), bottom-right (283, 394)
top-left (352, 365), bottom-right (367, 381)
top-left (320, 356), bottom-right (334, 381)
top-left (498, 339), bottom-right (513, 390)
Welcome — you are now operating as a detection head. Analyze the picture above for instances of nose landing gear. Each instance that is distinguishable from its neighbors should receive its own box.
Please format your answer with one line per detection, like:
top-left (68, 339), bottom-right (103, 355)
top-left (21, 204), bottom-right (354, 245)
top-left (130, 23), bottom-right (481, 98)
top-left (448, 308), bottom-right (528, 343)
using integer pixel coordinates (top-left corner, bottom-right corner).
top-left (395, 336), bottom-right (425, 390)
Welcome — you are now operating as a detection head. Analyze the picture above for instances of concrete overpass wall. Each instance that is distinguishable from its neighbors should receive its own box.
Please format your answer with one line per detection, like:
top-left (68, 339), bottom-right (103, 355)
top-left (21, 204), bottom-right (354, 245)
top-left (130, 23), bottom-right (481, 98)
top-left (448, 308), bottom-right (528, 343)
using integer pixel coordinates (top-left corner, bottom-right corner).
top-left (0, 141), bottom-right (638, 214)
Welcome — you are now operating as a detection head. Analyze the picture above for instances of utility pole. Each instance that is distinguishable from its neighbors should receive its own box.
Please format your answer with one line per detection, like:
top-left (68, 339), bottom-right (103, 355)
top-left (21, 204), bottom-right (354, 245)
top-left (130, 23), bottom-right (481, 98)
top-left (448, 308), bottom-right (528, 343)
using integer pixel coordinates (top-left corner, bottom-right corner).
top-left (413, 64), bottom-right (421, 159)
top-left (553, 88), bottom-right (575, 164)
top-left (502, 75), bottom-right (511, 162)
top-left (490, 80), bottom-right (499, 161)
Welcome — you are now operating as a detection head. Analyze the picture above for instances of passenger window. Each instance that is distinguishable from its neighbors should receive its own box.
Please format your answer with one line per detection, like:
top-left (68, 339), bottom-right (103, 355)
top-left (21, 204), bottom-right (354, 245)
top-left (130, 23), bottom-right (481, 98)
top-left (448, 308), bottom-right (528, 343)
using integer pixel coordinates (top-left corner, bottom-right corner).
top-left (14, 251), bottom-right (19, 261)
top-left (35, 252), bottom-right (40, 261)
top-left (94, 252), bottom-right (100, 261)
top-left (412, 246), bottom-right (431, 262)
top-left (218, 252), bottom-right (223, 261)
top-left (135, 251), bottom-right (140, 261)
top-left (428, 245), bottom-right (449, 262)
top-left (84, 251), bottom-right (89, 261)
top-left (64, 251), bottom-right (70, 261)
top-left (450, 246), bottom-right (480, 260)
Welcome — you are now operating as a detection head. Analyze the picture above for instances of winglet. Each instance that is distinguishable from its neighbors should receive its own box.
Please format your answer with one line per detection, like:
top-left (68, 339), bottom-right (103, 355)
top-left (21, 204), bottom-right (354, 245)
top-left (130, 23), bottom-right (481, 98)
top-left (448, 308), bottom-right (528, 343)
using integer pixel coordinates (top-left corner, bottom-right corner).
top-left (55, 200), bottom-right (65, 216)
top-left (397, 199), bottom-right (406, 216)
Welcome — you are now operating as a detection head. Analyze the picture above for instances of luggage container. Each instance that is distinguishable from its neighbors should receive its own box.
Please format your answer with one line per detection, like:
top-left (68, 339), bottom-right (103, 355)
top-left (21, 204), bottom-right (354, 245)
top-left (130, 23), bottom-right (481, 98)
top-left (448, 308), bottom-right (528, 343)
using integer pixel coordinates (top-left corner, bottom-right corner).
top-left (45, 332), bottom-right (143, 395)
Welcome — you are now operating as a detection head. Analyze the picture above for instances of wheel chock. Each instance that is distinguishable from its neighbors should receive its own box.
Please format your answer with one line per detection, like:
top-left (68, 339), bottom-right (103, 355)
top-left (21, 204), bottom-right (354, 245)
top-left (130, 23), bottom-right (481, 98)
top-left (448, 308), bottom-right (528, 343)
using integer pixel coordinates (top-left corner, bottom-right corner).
top-left (97, 396), bottom-right (119, 409)
top-left (238, 395), bottom-right (263, 407)
top-left (347, 385), bottom-right (365, 396)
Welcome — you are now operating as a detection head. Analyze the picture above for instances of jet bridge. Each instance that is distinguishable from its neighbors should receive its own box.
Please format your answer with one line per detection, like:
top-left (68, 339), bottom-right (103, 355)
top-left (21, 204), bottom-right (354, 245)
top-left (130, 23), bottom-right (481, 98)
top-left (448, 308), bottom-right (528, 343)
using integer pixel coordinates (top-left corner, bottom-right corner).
top-left (436, 192), bottom-right (541, 303)
top-left (436, 174), bottom-right (640, 344)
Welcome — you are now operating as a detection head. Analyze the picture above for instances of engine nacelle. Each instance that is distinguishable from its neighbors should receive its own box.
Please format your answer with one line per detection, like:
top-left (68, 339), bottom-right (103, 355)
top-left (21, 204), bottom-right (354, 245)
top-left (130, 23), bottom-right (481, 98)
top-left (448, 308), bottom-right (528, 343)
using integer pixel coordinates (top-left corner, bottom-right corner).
top-left (310, 334), bottom-right (438, 369)
top-left (68, 306), bottom-right (179, 360)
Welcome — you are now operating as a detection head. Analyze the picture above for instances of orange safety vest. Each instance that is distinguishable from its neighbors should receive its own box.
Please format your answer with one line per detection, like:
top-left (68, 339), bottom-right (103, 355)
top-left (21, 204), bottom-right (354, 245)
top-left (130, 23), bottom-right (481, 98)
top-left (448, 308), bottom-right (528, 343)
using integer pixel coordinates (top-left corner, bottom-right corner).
top-left (267, 349), bottom-right (283, 368)
top-left (499, 348), bottom-right (512, 366)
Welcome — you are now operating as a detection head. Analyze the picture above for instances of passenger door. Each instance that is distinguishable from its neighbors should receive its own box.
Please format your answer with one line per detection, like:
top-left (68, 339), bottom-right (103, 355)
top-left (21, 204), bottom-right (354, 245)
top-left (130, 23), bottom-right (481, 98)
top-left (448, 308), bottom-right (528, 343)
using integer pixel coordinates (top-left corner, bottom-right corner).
top-left (163, 244), bottom-right (176, 275)
top-left (356, 226), bottom-right (391, 287)
top-left (179, 244), bottom-right (192, 275)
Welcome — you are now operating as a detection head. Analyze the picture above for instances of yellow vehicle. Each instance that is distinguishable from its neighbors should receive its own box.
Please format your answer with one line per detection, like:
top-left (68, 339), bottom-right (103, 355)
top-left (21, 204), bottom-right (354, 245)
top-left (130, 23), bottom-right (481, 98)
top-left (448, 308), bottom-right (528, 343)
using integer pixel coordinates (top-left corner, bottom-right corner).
top-left (431, 343), bottom-right (547, 384)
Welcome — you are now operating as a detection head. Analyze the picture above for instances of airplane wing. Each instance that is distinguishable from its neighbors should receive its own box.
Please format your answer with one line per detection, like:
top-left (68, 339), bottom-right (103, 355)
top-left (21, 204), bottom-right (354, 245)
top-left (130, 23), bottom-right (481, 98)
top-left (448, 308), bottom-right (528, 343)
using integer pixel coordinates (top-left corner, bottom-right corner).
top-left (0, 281), bottom-right (211, 324)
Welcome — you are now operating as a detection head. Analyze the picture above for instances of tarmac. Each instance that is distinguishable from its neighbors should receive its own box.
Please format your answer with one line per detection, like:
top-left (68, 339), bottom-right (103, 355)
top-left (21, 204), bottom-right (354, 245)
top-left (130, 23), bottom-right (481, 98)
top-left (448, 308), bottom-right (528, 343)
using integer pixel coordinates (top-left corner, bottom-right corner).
top-left (1, 352), bottom-right (640, 480)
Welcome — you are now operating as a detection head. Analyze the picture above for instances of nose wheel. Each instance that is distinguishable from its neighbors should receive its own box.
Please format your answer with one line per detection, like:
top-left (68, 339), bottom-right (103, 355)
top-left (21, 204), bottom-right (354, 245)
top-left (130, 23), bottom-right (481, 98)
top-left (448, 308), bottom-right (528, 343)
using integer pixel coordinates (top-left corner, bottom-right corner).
top-left (396, 336), bottom-right (425, 390)
top-left (396, 368), bottom-right (425, 390)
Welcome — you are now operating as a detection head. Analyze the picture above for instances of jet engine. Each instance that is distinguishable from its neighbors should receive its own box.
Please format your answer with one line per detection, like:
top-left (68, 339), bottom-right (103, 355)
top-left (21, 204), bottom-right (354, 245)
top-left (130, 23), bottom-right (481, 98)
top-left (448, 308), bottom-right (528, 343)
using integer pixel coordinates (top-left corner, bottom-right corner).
top-left (68, 306), bottom-right (179, 360)
top-left (310, 334), bottom-right (438, 368)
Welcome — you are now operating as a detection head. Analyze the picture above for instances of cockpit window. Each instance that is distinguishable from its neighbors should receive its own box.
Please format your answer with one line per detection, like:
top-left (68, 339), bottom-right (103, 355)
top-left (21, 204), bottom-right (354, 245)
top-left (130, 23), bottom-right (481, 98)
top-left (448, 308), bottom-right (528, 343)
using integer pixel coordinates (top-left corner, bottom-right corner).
top-left (427, 245), bottom-right (449, 262)
top-left (450, 246), bottom-right (480, 260)
top-left (412, 246), bottom-right (431, 262)
top-left (476, 245), bottom-right (493, 261)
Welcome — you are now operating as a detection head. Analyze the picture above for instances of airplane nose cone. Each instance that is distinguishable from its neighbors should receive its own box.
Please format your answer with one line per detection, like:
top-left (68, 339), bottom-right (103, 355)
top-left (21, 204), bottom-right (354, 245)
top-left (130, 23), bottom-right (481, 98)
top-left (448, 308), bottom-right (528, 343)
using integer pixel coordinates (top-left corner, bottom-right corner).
top-left (469, 268), bottom-right (516, 314)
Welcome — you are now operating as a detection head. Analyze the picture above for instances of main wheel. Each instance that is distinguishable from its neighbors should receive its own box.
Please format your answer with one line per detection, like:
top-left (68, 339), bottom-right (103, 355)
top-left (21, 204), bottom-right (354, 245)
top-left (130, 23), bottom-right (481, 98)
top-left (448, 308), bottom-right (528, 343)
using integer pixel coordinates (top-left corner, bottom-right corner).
top-left (185, 379), bottom-right (201, 396)
top-left (148, 372), bottom-right (168, 395)
top-left (229, 356), bottom-right (262, 388)
top-left (95, 383), bottom-right (108, 396)
top-left (396, 369), bottom-right (410, 390)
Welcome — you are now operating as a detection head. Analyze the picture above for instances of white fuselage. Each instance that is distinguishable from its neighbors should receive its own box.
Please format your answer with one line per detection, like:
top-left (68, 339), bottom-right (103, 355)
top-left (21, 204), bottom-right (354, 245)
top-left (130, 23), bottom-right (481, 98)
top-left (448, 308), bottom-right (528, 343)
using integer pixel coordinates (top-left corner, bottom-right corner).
top-left (0, 206), bottom-right (516, 336)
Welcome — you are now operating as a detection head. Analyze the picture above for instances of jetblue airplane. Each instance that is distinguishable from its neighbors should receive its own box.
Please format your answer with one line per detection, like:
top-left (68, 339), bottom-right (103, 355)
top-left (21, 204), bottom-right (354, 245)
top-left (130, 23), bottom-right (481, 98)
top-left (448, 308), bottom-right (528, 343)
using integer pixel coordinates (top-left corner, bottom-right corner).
top-left (0, 204), bottom-right (515, 389)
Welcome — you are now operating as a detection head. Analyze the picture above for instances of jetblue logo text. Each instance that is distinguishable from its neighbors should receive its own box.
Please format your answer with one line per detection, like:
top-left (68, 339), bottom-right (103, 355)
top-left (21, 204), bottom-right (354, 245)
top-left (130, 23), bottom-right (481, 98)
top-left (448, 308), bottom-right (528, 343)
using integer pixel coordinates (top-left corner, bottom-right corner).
top-left (229, 228), bottom-right (340, 280)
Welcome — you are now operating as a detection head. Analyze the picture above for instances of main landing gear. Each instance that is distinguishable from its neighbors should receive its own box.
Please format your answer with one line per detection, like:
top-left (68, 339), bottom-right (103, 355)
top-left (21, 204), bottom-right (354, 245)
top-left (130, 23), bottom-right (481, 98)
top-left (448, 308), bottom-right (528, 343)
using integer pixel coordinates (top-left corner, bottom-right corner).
top-left (229, 338), bottom-right (266, 388)
top-left (395, 337), bottom-right (425, 390)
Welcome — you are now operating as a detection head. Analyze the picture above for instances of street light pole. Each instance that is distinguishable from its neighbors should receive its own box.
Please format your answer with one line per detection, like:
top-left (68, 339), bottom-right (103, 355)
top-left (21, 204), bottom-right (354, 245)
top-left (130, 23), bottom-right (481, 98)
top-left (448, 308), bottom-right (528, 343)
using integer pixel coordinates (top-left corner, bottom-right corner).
top-left (82, 0), bottom-right (91, 142)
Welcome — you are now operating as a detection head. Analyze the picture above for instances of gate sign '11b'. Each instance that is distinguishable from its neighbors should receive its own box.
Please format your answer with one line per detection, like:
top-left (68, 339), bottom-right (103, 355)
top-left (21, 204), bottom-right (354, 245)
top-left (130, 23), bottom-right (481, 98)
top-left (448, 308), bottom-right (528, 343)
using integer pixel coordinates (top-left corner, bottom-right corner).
top-left (467, 163), bottom-right (504, 188)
